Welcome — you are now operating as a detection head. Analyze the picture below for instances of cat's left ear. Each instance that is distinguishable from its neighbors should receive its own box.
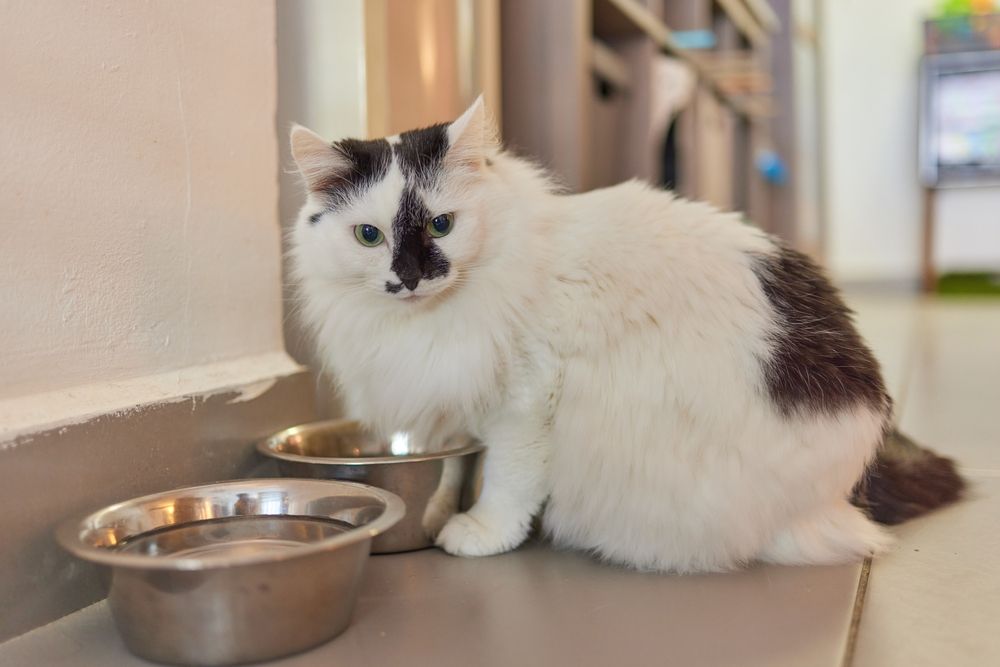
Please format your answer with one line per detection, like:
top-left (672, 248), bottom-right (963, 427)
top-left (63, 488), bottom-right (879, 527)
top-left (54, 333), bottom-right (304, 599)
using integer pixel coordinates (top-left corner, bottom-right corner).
top-left (289, 124), bottom-right (350, 191)
top-left (445, 95), bottom-right (498, 172)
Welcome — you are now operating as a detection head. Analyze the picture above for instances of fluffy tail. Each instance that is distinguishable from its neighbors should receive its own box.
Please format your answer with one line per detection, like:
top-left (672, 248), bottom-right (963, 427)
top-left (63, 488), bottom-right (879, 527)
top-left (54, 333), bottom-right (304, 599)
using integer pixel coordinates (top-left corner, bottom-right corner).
top-left (852, 429), bottom-right (966, 525)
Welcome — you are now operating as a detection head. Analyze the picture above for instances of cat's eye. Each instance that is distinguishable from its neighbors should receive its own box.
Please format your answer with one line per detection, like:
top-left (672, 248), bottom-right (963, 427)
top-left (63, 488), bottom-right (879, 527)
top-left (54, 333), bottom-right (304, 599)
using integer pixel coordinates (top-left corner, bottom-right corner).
top-left (427, 213), bottom-right (454, 238)
top-left (353, 224), bottom-right (385, 247)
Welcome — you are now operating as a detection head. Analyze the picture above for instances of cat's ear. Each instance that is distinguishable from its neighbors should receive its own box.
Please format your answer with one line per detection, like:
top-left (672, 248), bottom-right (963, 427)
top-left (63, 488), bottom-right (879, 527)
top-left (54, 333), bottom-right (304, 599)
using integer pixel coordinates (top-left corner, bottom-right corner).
top-left (445, 95), bottom-right (498, 172)
top-left (290, 124), bottom-right (349, 191)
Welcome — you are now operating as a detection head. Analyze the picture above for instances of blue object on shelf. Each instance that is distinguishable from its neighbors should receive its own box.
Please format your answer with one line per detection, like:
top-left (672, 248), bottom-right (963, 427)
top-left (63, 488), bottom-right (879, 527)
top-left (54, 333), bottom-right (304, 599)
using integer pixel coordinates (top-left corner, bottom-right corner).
top-left (672, 30), bottom-right (716, 49)
top-left (755, 150), bottom-right (788, 185)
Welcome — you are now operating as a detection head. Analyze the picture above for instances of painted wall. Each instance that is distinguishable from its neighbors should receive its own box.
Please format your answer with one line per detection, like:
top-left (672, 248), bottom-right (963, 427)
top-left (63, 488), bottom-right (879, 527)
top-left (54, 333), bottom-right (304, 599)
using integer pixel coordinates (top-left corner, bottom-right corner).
top-left (820, 0), bottom-right (934, 282)
top-left (792, 0), bottom-right (823, 258)
top-left (936, 187), bottom-right (1000, 270)
top-left (1, 2), bottom-right (285, 410)
top-left (820, 0), bottom-right (1000, 282)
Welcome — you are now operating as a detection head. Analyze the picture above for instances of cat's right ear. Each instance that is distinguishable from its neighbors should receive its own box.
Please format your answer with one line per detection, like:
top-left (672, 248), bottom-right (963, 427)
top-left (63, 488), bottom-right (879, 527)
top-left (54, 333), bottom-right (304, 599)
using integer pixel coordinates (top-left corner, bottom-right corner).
top-left (445, 95), bottom-right (498, 173)
top-left (290, 124), bottom-right (349, 191)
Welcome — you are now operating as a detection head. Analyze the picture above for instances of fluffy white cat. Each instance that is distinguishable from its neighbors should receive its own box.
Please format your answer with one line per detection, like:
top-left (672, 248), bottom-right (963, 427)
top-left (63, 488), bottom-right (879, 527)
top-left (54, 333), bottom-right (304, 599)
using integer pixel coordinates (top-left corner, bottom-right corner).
top-left (289, 98), bottom-right (962, 572)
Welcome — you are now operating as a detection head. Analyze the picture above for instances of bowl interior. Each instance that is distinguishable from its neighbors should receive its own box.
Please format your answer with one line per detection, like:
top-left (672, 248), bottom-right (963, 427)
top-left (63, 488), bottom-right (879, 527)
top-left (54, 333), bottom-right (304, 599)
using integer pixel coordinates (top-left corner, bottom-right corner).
top-left (265, 421), bottom-right (477, 460)
top-left (279, 425), bottom-right (391, 458)
top-left (116, 515), bottom-right (354, 559)
top-left (62, 479), bottom-right (403, 567)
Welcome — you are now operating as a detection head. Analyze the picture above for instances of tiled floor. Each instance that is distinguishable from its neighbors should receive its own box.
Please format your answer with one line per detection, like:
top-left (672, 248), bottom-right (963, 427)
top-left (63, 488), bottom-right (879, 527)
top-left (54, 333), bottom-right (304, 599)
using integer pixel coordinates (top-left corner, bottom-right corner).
top-left (0, 293), bottom-right (997, 666)
top-left (849, 294), bottom-right (1000, 667)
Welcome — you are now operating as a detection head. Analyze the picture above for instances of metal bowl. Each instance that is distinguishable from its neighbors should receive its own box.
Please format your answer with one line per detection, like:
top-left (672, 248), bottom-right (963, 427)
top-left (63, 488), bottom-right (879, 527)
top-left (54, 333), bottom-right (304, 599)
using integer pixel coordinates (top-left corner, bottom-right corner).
top-left (258, 420), bottom-right (484, 553)
top-left (56, 479), bottom-right (404, 666)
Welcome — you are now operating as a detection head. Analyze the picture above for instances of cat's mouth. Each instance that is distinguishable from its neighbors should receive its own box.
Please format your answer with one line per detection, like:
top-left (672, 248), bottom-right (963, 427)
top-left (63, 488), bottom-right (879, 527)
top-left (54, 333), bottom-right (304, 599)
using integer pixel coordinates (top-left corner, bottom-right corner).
top-left (387, 276), bottom-right (457, 303)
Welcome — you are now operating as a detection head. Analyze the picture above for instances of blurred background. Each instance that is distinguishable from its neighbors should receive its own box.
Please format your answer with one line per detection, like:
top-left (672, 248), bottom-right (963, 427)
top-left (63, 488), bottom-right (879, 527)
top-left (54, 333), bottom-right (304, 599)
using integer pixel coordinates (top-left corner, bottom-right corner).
top-left (278, 0), bottom-right (1000, 290)
top-left (278, 0), bottom-right (1000, 414)
top-left (2, 0), bottom-right (1000, 650)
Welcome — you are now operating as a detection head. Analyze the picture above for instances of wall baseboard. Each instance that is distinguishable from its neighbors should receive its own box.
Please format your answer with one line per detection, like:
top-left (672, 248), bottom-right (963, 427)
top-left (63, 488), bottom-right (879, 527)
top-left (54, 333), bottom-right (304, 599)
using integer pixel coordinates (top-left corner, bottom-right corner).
top-left (0, 367), bottom-right (315, 642)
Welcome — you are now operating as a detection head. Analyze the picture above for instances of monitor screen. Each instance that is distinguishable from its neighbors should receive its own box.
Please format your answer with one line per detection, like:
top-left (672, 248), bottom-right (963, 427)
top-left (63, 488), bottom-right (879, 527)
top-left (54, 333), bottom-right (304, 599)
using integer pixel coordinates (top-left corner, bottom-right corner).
top-left (920, 51), bottom-right (1000, 186)
top-left (936, 69), bottom-right (1000, 168)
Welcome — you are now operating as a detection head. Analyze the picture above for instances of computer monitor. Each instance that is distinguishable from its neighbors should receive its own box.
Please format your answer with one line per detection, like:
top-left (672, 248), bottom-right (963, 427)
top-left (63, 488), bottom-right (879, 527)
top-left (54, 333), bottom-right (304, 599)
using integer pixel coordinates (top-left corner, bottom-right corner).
top-left (919, 50), bottom-right (1000, 186)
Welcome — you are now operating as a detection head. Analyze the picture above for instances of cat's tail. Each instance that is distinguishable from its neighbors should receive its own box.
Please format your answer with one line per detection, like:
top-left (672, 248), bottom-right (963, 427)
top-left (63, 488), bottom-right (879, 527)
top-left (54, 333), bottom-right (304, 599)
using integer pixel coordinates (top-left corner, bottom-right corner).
top-left (852, 429), bottom-right (965, 525)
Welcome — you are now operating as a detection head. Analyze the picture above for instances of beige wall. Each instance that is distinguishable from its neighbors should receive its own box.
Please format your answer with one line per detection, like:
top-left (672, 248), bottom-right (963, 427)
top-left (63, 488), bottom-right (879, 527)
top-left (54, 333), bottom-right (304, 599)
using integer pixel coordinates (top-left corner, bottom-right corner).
top-left (1, 1), bottom-right (291, 437)
top-left (0, 2), bottom-right (316, 637)
top-left (820, 0), bottom-right (934, 282)
top-left (820, 0), bottom-right (1000, 282)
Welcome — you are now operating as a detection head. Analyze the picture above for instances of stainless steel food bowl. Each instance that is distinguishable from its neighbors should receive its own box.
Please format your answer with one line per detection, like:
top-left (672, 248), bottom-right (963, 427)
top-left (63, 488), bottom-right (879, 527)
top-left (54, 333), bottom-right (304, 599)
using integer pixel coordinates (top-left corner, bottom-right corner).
top-left (56, 479), bottom-right (404, 666)
top-left (258, 420), bottom-right (484, 553)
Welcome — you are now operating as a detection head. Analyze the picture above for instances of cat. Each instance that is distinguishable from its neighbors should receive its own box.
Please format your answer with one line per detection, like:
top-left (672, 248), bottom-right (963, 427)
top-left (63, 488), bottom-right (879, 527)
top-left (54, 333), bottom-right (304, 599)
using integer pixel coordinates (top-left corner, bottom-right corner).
top-left (289, 97), bottom-right (963, 572)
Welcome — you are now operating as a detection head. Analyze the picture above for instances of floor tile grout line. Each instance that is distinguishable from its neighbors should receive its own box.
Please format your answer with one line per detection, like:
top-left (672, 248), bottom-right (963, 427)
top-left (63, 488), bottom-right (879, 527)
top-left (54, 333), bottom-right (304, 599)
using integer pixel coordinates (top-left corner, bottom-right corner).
top-left (841, 558), bottom-right (873, 667)
top-left (889, 302), bottom-right (921, 425)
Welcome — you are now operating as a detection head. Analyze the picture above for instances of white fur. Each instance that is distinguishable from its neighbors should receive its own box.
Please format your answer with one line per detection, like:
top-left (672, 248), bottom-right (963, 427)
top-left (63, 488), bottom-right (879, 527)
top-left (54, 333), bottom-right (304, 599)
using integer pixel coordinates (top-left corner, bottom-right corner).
top-left (290, 102), bottom-right (891, 572)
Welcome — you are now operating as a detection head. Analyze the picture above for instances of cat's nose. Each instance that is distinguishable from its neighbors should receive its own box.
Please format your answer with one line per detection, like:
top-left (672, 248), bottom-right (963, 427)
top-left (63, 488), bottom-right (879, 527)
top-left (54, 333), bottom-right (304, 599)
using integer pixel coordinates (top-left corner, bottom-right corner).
top-left (392, 254), bottom-right (422, 290)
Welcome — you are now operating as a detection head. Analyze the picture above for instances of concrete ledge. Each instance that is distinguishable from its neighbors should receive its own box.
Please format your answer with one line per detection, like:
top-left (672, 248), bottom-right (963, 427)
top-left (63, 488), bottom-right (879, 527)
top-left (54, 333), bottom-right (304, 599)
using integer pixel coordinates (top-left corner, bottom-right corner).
top-left (0, 361), bottom-right (315, 642)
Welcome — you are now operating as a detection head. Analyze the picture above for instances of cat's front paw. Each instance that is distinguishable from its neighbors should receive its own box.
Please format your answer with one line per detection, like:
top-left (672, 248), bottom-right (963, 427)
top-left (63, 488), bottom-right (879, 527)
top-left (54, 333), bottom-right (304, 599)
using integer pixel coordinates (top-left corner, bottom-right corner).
top-left (435, 510), bottom-right (526, 557)
top-left (421, 494), bottom-right (458, 539)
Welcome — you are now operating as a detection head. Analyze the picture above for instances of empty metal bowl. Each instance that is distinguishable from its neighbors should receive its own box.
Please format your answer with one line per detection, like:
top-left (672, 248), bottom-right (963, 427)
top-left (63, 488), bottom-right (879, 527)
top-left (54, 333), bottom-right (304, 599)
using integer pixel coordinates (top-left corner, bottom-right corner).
top-left (258, 420), bottom-right (484, 553)
top-left (56, 479), bottom-right (404, 666)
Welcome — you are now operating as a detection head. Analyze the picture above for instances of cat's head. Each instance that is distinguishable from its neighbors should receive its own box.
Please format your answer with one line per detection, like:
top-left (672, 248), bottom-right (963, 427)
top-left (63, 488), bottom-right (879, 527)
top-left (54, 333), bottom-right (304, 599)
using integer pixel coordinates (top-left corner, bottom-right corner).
top-left (289, 97), bottom-right (498, 305)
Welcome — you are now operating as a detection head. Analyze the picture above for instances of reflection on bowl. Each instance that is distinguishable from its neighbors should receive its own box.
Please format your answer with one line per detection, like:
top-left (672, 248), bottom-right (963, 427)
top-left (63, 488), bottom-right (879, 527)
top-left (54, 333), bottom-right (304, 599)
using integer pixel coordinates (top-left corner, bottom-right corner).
top-left (258, 420), bottom-right (484, 553)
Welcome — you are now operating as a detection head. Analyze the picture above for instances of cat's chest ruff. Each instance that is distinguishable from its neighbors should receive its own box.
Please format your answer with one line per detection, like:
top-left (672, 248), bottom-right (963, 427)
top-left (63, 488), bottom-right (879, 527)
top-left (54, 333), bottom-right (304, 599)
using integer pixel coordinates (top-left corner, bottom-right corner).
top-left (340, 312), bottom-right (513, 424)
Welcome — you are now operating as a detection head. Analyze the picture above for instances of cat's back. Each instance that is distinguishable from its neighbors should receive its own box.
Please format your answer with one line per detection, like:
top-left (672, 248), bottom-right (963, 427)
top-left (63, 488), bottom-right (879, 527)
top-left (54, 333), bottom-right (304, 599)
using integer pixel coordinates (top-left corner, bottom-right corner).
top-left (556, 179), bottom-right (773, 268)
top-left (544, 180), bottom-right (777, 356)
top-left (542, 181), bottom-right (891, 572)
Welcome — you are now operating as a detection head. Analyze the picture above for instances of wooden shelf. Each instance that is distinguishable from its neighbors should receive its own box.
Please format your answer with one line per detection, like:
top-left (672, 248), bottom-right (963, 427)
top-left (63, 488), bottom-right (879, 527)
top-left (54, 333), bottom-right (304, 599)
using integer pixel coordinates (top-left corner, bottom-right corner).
top-left (501, 0), bottom-right (791, 232)
top-left (714, 0), bottom-right (769, 49)
top-left (593, 0), bottom-right (682, 49)
top-left (700, 51), bottom-right (773, 95)
top-left (593, 0), bottom-right (770, 119)
top-left (742, 0), bottom-right (780, 33)
top-left (591, 39), bottom-right (632, 91)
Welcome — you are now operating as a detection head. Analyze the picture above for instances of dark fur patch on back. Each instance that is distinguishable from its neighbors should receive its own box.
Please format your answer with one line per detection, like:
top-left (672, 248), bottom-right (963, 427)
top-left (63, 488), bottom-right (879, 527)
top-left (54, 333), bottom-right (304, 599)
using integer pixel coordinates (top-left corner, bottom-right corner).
top-left (852, 429), bottom-right (965, 524)
top-left (752, 245), bottom-right (889, 416)
top-left (318, 137), bottom-right (392, 208)
top-left (393, 123), bottom-right (450, 188)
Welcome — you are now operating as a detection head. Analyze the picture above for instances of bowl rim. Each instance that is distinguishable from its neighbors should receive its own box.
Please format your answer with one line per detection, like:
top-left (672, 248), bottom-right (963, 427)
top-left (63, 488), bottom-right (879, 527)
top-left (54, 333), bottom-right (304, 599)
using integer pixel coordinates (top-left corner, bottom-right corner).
top-left (257, 419), bottom-right (485, 465)
top-left (55, 478), bottom-right (405, 571)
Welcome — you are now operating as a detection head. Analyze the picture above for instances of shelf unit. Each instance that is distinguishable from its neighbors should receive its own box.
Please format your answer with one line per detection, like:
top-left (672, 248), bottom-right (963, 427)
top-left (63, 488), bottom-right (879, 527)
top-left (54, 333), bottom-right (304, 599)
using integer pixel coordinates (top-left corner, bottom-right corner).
top-left (594, 0), bottom-right (767, 117)
top-left (501, 0), bottom-right (794, 236)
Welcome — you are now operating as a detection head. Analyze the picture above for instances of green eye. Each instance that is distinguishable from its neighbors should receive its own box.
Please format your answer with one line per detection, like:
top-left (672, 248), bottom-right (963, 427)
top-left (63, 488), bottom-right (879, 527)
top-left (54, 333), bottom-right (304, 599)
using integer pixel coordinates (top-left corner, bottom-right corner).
top-left (427, 213), bottom-right (454, 238)
top-left (353, 224), bottom-right (385, 247)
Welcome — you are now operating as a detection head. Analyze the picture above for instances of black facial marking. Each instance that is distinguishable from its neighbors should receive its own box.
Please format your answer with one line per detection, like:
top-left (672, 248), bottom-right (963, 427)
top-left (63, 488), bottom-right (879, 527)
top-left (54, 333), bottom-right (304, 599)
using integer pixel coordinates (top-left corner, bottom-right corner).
top-left (393, 123), bottom-right (450, 188)
top-left (308, 212), bottom-right (322, 225)
top-left (389, 187), bottom-right (450, 290)
top-left (318, 137), bottom-right (391, 209)
top-left (384, 281), bottom-right (403, 294)
top-left (752, 244), bottom-right (889, 417)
